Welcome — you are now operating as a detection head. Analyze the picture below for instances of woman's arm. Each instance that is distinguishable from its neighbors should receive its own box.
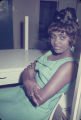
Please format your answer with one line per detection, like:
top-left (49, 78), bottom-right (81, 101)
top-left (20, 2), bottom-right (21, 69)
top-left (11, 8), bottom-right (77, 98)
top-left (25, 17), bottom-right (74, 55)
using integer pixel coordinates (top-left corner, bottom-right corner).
top-left (31, 61), bottom-right (78, 106)
top-left (23, 79), bottom-right (40, 102)
top-left (23, 62), bottom-right (41, 101)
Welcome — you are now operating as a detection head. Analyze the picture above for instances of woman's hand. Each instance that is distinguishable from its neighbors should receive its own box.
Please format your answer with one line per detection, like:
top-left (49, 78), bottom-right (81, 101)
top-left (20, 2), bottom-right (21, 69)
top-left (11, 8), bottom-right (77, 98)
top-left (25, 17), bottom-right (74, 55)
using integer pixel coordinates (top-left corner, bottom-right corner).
top-left (24, 80), bottom-right (39, 95)
top-left (31, 86), bottom-right (43, 106)
top-left (23, 79), bottom-right (41, 105)
top-left (23, 61), bottom-right (37, 81)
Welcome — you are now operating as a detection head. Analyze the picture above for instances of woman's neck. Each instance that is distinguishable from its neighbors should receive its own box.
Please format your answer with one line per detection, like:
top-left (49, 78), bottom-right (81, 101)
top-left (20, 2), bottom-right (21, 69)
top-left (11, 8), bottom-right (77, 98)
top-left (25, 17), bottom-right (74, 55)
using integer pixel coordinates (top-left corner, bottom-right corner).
top-left (48, 49), bottom-right (73, 61)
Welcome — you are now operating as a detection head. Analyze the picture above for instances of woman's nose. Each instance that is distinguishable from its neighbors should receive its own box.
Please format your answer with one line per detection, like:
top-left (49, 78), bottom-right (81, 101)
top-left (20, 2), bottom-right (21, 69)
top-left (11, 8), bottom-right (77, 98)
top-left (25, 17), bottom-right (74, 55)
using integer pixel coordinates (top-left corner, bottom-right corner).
top-left (54, 38), bottom-right (60, 44)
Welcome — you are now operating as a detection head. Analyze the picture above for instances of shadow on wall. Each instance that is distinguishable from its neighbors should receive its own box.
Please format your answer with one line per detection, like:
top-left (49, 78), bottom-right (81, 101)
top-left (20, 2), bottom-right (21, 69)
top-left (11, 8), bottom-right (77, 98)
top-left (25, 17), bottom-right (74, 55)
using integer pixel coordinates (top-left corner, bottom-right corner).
top-left (20, 22), bottom-right (24, 49)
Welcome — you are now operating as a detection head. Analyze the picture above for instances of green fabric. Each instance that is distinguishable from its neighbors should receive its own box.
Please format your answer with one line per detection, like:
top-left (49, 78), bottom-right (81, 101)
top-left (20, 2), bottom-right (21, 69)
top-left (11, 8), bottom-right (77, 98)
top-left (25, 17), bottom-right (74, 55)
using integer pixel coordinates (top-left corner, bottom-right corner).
top-left (0, 50), bottom-right (75, 120)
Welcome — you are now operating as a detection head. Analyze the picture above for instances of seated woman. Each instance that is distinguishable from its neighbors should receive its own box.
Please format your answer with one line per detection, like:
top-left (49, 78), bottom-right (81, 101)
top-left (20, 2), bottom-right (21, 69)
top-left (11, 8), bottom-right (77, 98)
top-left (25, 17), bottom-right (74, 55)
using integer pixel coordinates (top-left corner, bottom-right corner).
top-left (0, 7), bottom-right (80, 120)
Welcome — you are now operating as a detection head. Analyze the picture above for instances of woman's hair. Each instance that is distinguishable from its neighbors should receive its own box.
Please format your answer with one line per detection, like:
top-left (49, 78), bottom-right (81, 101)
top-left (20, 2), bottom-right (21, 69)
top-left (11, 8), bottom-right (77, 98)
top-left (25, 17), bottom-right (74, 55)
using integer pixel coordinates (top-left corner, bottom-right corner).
top-left (48, 7), bottom-right (80, 47)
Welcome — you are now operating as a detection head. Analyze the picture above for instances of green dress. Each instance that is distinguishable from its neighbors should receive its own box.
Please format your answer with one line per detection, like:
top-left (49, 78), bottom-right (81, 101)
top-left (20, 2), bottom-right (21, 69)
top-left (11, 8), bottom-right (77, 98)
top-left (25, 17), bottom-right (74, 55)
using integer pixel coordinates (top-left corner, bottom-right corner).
top-left (0, 51), bottom-right (75, 120)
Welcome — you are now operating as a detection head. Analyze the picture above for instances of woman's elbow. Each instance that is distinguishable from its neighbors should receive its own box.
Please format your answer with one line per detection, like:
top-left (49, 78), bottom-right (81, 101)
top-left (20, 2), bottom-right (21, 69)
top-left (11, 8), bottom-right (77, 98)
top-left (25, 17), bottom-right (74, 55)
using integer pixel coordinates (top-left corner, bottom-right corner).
top-left (33, 89), bottom-right (47, 106)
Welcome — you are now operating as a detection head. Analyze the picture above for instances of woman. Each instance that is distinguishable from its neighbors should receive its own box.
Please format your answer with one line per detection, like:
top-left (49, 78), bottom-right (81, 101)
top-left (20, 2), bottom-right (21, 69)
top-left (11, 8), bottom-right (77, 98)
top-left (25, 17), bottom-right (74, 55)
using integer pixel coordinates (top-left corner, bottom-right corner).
top-left (0, 7), bottom-right (80, 120)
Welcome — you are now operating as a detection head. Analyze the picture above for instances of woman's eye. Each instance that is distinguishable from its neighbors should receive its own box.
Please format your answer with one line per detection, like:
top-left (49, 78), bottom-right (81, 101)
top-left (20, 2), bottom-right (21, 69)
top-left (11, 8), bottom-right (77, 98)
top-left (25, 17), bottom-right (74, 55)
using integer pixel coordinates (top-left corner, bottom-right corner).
top-left (51, 35), bottom-right (56, 39)
top-left (60, 36), bottom-right (66, 40)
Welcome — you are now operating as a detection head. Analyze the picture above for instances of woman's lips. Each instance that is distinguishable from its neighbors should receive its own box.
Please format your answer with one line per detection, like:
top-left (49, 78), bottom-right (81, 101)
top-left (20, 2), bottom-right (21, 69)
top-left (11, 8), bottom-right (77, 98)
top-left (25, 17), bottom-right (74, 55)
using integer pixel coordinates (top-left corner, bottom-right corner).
top-left (54, 46), bottom-right (61, 50)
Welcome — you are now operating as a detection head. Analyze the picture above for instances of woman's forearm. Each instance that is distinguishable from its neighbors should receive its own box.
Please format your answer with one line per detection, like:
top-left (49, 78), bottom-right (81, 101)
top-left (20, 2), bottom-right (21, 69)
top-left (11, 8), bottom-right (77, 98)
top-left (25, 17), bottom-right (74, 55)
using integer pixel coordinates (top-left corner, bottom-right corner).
top-left (23, 77), bottom-right (36, 84)
top-left (32, 88), bottom-right (46, 106)
top-left (23, 79), bottom-right (36, 90)
top-left (23, 79), bottom-right (40, 101)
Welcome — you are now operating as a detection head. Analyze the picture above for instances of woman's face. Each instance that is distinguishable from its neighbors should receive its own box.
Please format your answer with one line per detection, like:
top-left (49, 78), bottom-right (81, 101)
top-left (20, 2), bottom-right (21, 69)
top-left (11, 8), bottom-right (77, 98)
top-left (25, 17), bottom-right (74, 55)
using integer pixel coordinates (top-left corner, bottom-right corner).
top-left (50, 31), bottom-right (71, 54)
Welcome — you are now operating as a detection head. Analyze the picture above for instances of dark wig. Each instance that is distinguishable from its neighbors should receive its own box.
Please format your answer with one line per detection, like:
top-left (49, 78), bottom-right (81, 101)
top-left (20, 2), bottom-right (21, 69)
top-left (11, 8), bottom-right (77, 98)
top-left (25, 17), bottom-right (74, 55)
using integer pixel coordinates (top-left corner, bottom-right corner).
top-left (48, 7), bottom-right (80, 47)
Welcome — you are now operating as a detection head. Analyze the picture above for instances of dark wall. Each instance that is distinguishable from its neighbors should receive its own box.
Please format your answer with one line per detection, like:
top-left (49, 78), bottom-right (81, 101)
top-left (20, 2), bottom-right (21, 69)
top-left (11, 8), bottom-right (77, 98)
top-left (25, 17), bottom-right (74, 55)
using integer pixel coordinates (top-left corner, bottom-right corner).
top-left (0, 0), bottom-right (13, 49)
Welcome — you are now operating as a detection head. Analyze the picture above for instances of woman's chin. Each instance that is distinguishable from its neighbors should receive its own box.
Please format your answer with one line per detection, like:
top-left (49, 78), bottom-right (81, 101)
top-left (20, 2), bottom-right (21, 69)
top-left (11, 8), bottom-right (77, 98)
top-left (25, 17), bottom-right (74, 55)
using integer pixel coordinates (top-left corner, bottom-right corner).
top-left (52, 50), bottom-right (62, 55)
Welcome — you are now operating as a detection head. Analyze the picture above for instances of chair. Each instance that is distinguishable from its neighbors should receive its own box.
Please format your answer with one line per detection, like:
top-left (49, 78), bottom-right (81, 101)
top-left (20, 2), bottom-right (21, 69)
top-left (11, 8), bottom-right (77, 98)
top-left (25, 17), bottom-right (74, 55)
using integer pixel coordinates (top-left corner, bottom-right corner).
top-left (49, 93), bottom-right (72, 120)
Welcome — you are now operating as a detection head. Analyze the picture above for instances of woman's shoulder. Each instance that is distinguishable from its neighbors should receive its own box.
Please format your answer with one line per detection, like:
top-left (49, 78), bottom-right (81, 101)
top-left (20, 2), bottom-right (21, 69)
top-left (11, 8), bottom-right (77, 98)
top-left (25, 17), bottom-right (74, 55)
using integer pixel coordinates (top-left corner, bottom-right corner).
top-left (57, 59), bottom-right (78, 79)
top-left (60, 60), bottom-right (76, 69)
top-left (57, 56), bottom-right (78, 68)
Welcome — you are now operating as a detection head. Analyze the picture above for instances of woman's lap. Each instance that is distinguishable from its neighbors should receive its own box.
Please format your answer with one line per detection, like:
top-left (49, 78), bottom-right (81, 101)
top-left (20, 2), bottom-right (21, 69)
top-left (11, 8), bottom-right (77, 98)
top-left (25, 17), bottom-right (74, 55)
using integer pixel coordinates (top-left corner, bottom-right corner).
top-left (0, 86), bottom-right (49, 120)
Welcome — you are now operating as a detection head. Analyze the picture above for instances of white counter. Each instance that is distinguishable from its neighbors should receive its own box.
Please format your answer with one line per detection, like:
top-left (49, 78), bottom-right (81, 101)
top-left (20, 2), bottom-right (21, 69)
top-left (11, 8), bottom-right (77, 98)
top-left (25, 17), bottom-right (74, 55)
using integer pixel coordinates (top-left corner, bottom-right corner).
top-left (0, 49), bottom-right (43, 85)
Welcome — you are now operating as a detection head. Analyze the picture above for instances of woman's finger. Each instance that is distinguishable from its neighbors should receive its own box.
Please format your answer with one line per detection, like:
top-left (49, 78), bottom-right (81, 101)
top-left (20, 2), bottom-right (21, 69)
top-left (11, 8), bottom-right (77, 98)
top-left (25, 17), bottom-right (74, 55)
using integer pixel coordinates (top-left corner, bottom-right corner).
top-left (33, 87), bottom-right (42, 101)
top-left (31, 94), bottom-right (39, 106)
